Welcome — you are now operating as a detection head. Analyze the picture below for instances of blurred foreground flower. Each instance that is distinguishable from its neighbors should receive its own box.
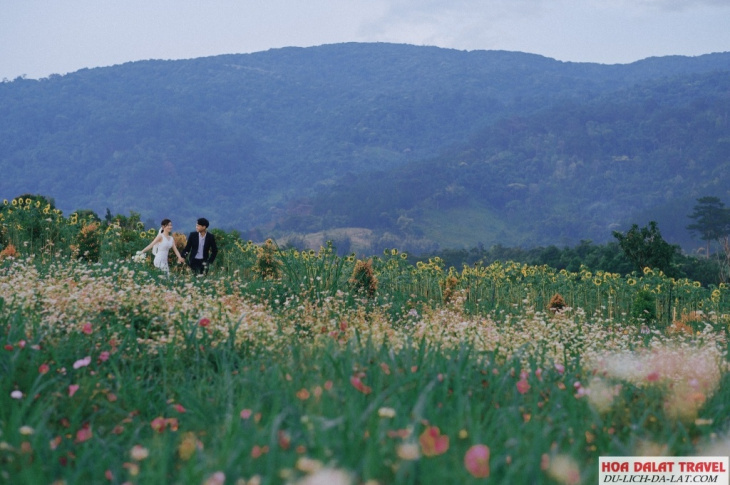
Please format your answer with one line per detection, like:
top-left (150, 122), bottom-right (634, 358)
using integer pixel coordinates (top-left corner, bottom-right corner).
top-left (130, 445), bottom-right (149, 461)
top-left (419, 426), bottom-right (449, 457)
top-left (378, 407), bottom-right (396, 418)
top-left (73, 356), bottom-right (91, 369)
top-left (396, 443), bottom-right (420, 461)
top-left (464, 444), bottom-right (490, 478)
top-left (295, 467), bottom-right (352, 485)
top-left (178, 432), bottom-right (202, 460)
top-left (203, 471), bottom-right (226, 485)
top-left (516, 376), bottom-right (530, 394)
top-left (75, 424), bottom-right (92, 443)
top-left (547, 455), bottom-right (581, 485)
top-left (350, 375), bottom-right (372, 395)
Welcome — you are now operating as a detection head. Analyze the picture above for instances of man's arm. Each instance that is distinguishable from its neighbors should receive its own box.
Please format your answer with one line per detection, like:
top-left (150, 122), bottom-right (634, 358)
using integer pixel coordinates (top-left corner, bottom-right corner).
top-left (181, 233), bottom-right (193, 259)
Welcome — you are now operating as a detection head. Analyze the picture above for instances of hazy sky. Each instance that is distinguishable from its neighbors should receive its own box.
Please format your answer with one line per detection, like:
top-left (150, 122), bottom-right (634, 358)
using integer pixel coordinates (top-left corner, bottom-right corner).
top-left (2, 0), bottom-right (730, 80)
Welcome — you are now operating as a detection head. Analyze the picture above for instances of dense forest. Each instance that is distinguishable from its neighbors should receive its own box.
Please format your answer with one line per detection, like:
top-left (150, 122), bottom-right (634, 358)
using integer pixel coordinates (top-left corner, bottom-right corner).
top-left (1, 43), bottom-right (729, 253)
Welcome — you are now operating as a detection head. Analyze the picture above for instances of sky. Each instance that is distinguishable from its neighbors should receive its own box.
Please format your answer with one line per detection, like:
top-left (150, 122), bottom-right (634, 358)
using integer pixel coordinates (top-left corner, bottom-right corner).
top-left (2, 0), bottom-right (730, 80)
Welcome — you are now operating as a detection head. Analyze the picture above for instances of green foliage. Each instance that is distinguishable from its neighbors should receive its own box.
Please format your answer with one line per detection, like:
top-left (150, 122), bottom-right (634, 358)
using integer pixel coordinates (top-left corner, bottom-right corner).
top-left (100, 212), bottom-right (148, 261)
top-left (613, 221), bottom-right (679, 276)
top-left (71, 221), bottom-right (102, 262)
top-left (631, 289), bottom-right (658, 324)
top-left (254, 238), bottom-right (282, 280)
top-left (349, 258), bottom-right (378, 298)
top-left (687, 196), bottom-right (730, 247)
top-left (0, 194), bottom-right (71, 259)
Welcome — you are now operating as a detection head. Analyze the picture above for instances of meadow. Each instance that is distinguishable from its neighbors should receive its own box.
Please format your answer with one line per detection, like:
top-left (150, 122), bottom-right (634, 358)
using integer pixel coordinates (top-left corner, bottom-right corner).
top-left (1, 195), bottom-right (730, 484)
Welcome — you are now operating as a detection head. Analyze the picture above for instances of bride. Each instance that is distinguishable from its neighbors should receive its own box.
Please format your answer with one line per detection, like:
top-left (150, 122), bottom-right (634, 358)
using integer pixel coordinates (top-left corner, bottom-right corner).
top-left (138, 219), bottom-right (185, 274)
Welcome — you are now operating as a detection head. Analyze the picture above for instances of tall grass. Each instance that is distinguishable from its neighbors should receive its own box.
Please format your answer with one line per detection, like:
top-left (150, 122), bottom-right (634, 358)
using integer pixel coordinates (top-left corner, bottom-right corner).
top-left (1, 255), bottom-right (729, 484)
top-left (2, 201), bottom-right (730, 483)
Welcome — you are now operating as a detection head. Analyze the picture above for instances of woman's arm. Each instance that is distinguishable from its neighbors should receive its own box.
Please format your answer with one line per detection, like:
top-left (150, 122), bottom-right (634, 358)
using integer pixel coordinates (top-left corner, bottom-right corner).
top-left (173, 242), bottom-right (185, 262)
top-left (139, 235), bottom-right (162, 253)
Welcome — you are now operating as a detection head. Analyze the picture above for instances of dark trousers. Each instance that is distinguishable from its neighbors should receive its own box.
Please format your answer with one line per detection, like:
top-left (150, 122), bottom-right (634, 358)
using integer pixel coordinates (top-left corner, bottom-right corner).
top-left (189, 258), bottom-right (207, 275)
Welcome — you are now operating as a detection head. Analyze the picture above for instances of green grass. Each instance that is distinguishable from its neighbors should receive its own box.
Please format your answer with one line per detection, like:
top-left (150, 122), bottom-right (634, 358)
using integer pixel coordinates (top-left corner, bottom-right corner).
top-left (416, 200), bottom-right (524, 249)
top-left (1, 255), bottom-right (729, 484)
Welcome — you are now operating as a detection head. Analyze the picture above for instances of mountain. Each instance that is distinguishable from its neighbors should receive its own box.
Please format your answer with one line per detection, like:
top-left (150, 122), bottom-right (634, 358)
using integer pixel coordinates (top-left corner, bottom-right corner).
top-left (1, 43), bottom-right (729, 253)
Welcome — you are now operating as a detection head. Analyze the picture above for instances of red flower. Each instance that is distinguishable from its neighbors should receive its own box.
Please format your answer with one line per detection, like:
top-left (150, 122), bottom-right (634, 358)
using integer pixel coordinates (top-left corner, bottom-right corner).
top-left (419, 426), bottom-right (449, 457)
top-left (278, 430), bottom-right (291, 450)
top-left (150, 416), bottom-right (167, 433)
top-left (198, 318), bottom-right (210, 327)
top-left (350, 375), bottom-right (372, 395)
top-left (165, 418), bottom-right (179, 431)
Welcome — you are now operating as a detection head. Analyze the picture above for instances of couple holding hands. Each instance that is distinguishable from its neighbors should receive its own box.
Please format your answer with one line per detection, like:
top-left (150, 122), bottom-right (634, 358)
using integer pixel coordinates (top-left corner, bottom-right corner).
top-left (138, 217), bottom-right (218, 275)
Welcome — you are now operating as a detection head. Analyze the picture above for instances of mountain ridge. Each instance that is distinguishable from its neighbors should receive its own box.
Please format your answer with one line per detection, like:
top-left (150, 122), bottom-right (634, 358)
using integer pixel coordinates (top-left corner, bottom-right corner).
top-left (1, 43), bottom-right (729, 253)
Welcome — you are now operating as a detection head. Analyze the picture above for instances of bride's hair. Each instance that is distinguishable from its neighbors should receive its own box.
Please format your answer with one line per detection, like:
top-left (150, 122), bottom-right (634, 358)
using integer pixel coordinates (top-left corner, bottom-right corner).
top-left (160, 219), bottom-right (172, 234)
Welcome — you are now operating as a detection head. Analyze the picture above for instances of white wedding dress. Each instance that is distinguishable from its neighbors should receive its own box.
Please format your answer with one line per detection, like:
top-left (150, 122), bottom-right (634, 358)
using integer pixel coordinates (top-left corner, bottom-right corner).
top-left (153, 234), bottom-right (174, 273)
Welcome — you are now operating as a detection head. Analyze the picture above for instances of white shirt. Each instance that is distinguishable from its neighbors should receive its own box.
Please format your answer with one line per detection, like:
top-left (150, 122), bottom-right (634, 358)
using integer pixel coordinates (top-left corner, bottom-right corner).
top-left (195, 232), bottom-right (206, 259)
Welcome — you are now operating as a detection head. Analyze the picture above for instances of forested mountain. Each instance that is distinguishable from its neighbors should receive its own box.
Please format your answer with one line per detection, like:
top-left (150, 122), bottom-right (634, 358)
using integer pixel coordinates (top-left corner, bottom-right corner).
top-left (1, 43), bottom-right (729, 253)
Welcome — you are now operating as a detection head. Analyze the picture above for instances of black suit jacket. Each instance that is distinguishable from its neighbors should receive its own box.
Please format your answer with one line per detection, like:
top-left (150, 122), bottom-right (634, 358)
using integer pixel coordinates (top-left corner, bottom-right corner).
top-left (182, 231), bottom-right (218, 264)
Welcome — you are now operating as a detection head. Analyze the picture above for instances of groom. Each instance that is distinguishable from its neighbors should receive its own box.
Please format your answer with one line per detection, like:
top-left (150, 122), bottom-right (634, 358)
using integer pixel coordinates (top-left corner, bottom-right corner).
top-left (182, 218), bottom-right (218, 275)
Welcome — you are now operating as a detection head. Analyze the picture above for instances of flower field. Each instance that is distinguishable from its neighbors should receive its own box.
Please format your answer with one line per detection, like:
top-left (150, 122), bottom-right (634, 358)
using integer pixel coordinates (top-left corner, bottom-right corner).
top-left (2, 196), bottom-right (730, 484)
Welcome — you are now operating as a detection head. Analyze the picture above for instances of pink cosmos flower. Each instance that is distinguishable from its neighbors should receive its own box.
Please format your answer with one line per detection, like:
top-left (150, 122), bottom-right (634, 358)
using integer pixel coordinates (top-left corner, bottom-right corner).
top-left (516, 378), bottom-right (530, 395)
top-left (240, 409), bottom-right (253, 420)
top-left (251, 445), bottom-right (264, 458)
top-left (82, 323), bottom-right (93, 335)
top-left (350, 375), bottom-right (372, 395)
top-left (38, 363), bottom-right (50, 374)
top-left (73, 356), bottom-right (91, 369)
top-left (150, 416), bottom-right (167, 433)
top-left (98, 351), bottom-right (110, 362)
top-left (464, 444), bottom-right (490, 478)
top-left (68, 384), bottom-right (80, 397)
top-left (555, 363), bottom-right (565, 374)
top-left (50, 436), bottom-right (62, 450)
top-left (75, 424), bottom-right (92, 443)
top-left (419, 426), bottom-right (449, 457)
top-left (173, 403), bottom-right (187, 413)
top-left (199, 318), bottom-right (210, 327)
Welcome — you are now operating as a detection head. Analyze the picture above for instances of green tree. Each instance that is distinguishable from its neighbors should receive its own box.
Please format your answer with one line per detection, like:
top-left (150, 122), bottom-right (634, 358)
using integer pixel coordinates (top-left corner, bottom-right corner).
top-left (687, 196), bottom-right (730, 258)
top-left (612, 221), bottom-right (679, 275)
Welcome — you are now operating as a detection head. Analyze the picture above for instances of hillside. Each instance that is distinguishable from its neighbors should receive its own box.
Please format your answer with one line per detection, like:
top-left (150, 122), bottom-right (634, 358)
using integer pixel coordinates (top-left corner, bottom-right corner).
top-left (1, 43), bottom-right (729, 252)
top-left (294, 70), bottom-right (730, 251)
